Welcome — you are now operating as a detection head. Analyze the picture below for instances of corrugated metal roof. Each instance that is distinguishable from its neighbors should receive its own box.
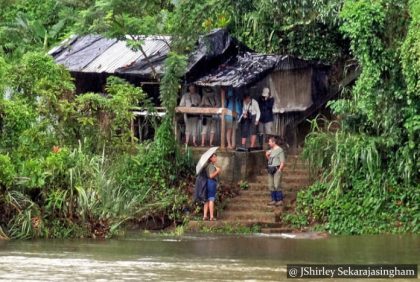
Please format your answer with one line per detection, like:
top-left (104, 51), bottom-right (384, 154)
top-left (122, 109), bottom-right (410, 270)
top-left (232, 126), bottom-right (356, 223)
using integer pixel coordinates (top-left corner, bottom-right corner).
top-left (193, 53), bottom-right (319, 89)
top-left (116, 37), bottom-right (169, 75)
top-left (50, 30), bottom-right (326, 85)
top-left (50, 35), bottom-right (170, 76)
top-left (194, 53), bottom-right (279, 88)
top-left (52, 35), bottom-right (117, 72)
top-left (83, 40), bottom-right (140, 73)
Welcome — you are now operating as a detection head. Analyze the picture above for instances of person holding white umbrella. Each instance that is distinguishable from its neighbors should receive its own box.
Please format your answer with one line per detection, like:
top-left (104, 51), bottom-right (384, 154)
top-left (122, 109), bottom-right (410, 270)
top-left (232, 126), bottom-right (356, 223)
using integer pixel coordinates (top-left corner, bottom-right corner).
top-left (195, 147), bottom-right (221, 221)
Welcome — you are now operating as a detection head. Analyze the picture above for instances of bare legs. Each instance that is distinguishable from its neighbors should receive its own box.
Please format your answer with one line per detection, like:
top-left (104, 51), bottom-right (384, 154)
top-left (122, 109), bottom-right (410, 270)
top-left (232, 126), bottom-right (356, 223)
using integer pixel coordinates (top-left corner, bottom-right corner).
top-left (200, 133), bottom-right (214, 147)
top-left (241, 135), bottom-right (257, 148)
top-left (201, 133), bottom-right (206, 147)
top-left (226, 128), bottom-right (233, 149)
top-left (203, 201), bottom-right (215, 220)
top-left (185, 134), bottom-right (197, 146)
top-left (203, 202), bottom-right (209, 219)
top-left (209, 133), bottom-right (215, 146)
top-left (241, 137), bottom-right (246, 146)
top-left (201, 133), bottom-right (214, 147)
top-left (185, 117), bottom-right (198, 146)
top-left (201, 120), bottom-right (215, 147)
top-left (250, 134), bottom-right (257, 147)
top-left (209, 201), bottom-right (215, 220)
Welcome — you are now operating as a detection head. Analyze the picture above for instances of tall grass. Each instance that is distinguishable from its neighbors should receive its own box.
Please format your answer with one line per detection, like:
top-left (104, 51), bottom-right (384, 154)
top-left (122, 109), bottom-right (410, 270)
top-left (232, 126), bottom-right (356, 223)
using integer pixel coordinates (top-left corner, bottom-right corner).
top-left (296, 118), bottom-right (419, 234)
top-left (3, 190), bottom-right (39, 239)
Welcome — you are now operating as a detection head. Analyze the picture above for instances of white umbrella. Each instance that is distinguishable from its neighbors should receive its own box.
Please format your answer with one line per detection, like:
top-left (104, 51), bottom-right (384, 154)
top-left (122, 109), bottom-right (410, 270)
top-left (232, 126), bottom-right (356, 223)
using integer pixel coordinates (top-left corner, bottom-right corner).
top-left (196, 146), bottom-right (219, 175)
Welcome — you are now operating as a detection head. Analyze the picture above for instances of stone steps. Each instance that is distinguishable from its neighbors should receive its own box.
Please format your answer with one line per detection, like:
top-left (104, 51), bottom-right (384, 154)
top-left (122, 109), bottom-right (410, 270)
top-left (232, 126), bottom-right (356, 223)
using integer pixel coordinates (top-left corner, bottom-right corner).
top-left (221, 211), bottom-right (278, 223)
top-left (246, 185), bottom-right (309, 192)
top-left (189, 152), bottom-right (313, 234)
top-left (245, 188), bottom-right (306, 194)
top-left (277, 170), bottom-right (311, 177)
top-left (228, 192), bottom-right (297, 203)
top-left (238, 190), bottom-right (299, 198)
top-left (253, 175), bottom-right (311, 183)
top-left (249, 180), bottom-right (311, 191)
top-left (223, 203), bottom-right (281, 212)
top-left (187, 220), bottom-right (288, 231)
top-left (255, 165), bottom-right (310, 175)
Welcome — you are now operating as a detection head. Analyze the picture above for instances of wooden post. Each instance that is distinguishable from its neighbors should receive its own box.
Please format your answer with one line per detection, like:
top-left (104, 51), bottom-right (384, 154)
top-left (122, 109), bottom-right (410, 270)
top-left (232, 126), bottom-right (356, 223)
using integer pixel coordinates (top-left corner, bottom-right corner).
top-left (173, 115), bottom-right (179, 143)
top-left (138, 117), bottom-right (142, 141)
top-left (232, 114), bottom-right (236, 148)
top-left (232, 95), bottom-right (237, 148)
top-left (220, 88), bottom-right (226, 149)
top-left (130, 118), bottom-right (135, 144)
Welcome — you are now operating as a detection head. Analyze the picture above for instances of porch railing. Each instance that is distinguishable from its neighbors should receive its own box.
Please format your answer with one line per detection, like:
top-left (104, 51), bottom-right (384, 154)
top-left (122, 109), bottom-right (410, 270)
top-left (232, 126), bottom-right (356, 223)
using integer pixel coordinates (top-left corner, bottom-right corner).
top-left (174, 106), bottom-right (237, 149)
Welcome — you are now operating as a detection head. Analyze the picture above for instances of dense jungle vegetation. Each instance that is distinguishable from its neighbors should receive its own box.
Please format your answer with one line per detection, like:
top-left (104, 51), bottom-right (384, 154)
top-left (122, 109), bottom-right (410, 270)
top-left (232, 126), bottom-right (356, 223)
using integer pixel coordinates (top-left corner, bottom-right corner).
top-left (0, 0), bottom-right (418, 238)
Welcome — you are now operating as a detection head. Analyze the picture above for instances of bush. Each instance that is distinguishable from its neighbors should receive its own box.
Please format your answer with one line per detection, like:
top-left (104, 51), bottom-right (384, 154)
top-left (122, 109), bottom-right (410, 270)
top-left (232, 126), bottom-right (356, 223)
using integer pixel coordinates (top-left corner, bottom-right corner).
top-left (0, 52), bottom-right (195, 239)
top-left (0, 154), bottom-right (15, 188)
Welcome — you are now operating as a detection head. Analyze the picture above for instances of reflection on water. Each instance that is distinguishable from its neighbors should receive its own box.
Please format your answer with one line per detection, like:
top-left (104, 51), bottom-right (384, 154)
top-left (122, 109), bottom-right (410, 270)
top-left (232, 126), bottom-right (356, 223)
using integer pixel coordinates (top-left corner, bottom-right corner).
top-left (0, 234), bottom-right (419, 281)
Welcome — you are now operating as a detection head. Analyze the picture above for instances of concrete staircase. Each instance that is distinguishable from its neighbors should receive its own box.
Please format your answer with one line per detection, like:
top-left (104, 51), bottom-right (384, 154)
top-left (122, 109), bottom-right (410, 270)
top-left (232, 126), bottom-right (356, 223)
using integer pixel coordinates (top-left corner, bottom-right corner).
top-left (188, 154), bottom-right (313, 233)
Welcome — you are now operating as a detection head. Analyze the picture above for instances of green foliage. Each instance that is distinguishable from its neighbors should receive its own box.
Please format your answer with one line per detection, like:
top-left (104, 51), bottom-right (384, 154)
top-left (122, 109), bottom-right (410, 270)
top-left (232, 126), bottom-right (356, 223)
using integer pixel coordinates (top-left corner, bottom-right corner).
top-left (75, 76), bottom-right (148, 152)
top-left (0, 0), bottom-right (96, 59)
top-left (212, 0), bottom-right (342, 61)
top-left (0, 56), bottom-right (8, 95)
top-left (0, 0), bottom-right (199, 239)
top-left (10, 51), bottom-right (74, 102)
top-left (0, 98), bottom-right (37, 151)
top-left (159, 53), bottom-right (187, 118)
top-left (113, 119), bottom-right (194, 222)
top-left (295, 179), bottom-right (419, 234)
top-left (238, 180), bottom-right (249, 190)
top-left (0, 189), bottom-right (40, 239)
top-left (165, 0), bottom-right (230, 51)
top-left (299, 120), bottom-right (419, 234)
top-left (400, 0), bottom-right (420, 156)
top-left (0, 154), bottom-right (15, 188)
top-left (292, 1), bottom-right (419, 235)
top-left (282, 213), bottom-right (308, 229)
top-left (159, 225), bottom-right (187, 236)
top-left (196, 223), bottom-right (261, 234)
top-left (75, 0), bottom-right (172, 37)
top-left (0, 49), bottom-right (193, 239)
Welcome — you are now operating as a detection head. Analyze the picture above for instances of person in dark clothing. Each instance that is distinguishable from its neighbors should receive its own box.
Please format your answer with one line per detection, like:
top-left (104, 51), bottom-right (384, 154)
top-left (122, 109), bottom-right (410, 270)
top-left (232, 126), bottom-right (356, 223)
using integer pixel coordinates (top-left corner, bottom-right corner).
top-left (258, 87), bottom-right (274, 135)
top-left (239, 94), bottom-right (260, 148)
top-left (193, 169), bottom-right (208, 203)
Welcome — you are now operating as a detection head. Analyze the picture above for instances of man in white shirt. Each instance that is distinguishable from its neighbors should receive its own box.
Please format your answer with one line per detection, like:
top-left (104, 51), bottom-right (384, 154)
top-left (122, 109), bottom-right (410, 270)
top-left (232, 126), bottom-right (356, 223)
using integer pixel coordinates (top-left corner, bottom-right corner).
top-left (179, 84), bottom-right (201, 146)
top-left (239, 94), bottom-right (261, 148)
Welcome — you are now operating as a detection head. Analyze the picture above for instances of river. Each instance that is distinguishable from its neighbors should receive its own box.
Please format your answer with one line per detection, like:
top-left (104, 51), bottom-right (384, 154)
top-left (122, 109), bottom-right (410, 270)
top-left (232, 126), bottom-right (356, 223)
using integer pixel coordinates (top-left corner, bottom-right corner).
top-left (0, 233), bottom-right (418, 281)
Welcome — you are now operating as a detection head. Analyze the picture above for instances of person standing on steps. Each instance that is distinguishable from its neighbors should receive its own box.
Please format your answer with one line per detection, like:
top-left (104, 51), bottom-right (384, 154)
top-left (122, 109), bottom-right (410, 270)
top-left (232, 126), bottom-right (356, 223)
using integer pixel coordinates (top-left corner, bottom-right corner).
top-left (203, 153), bottom-right (221, 221)
top-left (266, 136), bottom-right (285, 206)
